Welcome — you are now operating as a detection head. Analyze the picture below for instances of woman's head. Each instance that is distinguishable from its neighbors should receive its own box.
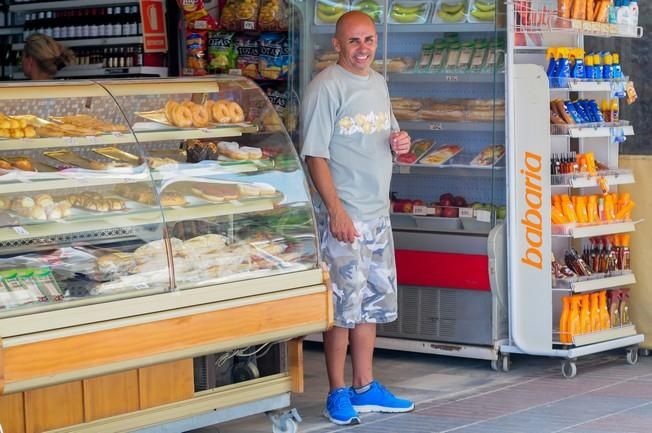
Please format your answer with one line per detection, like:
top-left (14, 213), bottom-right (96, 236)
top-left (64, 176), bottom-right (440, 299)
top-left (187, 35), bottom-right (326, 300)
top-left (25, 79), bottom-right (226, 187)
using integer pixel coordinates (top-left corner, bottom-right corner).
top-left (22, 33), bottom-right (75, 80)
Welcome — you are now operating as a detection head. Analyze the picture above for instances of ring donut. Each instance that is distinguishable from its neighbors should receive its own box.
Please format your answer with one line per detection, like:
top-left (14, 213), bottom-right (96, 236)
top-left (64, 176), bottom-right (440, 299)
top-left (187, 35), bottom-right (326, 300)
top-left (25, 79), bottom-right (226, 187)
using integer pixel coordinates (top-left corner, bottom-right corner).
top-left (164, 100), bottom-right (179, 124)
top-left (182, 100), bottom-right (195, 110)
top-left (173, 105), bottom-right (193, 128)
top-left (191, 104), bottom-right (210, 127)
top-left (228, 101), bottom-right (245, 123)
top-left (212, 100), bottom-right (232, 123)
top-left (204, 100), bottom-right (215, 115)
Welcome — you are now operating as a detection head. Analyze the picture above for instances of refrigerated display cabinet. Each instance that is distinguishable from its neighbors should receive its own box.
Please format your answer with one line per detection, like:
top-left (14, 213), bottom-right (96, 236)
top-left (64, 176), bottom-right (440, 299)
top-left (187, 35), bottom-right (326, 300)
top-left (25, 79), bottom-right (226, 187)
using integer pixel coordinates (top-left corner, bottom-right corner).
top-left (297, 0), bottom-right (510, 367)
top-left (0, 76), bottom-right (331, 432)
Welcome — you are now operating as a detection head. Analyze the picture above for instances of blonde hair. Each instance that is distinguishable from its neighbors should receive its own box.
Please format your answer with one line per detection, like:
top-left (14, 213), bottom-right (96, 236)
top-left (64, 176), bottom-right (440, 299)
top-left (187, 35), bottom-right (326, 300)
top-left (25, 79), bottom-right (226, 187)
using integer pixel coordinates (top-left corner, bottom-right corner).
top-left (24, 33), bottom-right (75, 78)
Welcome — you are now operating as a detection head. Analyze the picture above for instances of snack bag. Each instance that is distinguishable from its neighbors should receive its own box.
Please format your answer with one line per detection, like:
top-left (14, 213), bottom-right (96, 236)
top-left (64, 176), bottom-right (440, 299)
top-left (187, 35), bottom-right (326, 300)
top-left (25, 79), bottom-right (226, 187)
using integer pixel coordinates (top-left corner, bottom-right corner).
top-left (264, 84), bottom-right (288, 125)
top-left (185, 31), bottom-right (209, 75)
top-left (258, 0), bottom-right (289, 31)
top-left (220, 0), bottom-right (238, 30)
top-left (177, 0), bottom-right (219, 29)
top-left (258, 33), bottom-right (288, 80)
top-left (207, 31), bottom-right (237, 74)
top-left (236, 0), bottom-right (261, 30)
top-left (236, 36), bottom-right (260, 79)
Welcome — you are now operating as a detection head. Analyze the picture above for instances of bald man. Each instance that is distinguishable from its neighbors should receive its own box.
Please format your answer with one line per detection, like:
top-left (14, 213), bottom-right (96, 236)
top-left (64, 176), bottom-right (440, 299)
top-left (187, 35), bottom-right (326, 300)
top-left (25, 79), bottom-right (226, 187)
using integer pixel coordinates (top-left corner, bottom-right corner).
top-left (300, 11), bottom-right (414, 425)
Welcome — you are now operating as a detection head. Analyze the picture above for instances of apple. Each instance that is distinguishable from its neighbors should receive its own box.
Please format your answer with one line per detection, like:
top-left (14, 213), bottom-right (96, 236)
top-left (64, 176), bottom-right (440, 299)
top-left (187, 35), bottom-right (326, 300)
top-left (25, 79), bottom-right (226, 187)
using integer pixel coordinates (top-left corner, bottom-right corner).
top-left (453, 196), bottom-right (467, 207)
top-left (397, 152), bottom-right (418, 164)
top-left (497, 205), bottom-right (507, 220)
top-left (402, 200), bottom-right (414, 214)
top-left (392, 200), bottom-right (404, 213)
top-left (413, 199), bottom-right (424, 207)
top-left (440, 197), bottom-right (453, 207)
top-left (441, 207), bottom-right (459, 218)
top-left (439, 193), bottom-right (454, 202)
top-left (433, 206), bottom-right (443, 217)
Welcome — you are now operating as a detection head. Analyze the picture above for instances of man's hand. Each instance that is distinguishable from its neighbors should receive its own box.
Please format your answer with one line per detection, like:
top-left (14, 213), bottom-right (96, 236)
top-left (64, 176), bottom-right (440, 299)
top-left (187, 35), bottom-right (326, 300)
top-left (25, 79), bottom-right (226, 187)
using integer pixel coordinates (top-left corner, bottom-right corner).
top-left (390, 130), bottom-right (411, 155)
top-left (329, 206), bottom-right (359, 243)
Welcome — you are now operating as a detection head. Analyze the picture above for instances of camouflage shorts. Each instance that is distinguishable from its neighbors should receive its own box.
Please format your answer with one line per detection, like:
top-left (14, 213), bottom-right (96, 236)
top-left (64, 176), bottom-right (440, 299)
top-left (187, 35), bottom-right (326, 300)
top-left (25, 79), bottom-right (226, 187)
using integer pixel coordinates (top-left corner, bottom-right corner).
top-left (317, 211), bottom-right (398, 329)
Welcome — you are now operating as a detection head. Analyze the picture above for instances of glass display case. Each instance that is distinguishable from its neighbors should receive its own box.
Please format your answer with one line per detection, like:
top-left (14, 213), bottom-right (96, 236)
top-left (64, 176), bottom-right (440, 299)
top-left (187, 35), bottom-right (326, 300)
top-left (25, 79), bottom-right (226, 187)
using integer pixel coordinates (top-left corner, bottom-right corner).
top-left (0, 76), bottom-right (318, 317)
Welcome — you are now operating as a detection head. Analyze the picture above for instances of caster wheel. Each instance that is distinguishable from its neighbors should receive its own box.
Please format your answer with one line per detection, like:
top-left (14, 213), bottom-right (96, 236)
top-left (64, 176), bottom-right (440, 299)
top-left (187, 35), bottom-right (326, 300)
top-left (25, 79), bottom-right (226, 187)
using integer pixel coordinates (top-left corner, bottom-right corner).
top-left (501, 354), bottom-right (511, 373)
top-left (272, 418), bottom-right (298, 433)
top-left (491, 356), bottom-right (501, 372)
top-left (626, 348), bottom-right (639, 365)
top-left (561, 360), bottom-right (577, 379)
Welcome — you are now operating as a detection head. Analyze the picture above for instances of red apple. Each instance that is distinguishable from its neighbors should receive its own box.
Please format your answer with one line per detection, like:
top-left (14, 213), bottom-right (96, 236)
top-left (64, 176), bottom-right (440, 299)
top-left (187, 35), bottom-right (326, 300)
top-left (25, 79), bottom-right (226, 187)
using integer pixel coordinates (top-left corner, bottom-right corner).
top-left (453, 196), bottom-right (467, 207)
top-left (433, 206), bottom-right (443, 217)
top-left (441, 207), bottom-right (459, 218)
top-left (440, 193), bottom-right (454, 202)
top-left (392, 199), bottom-right (405, 213)
top-left (413, 199), bottom-right (424, 207)
top-left (402, 200), bottom-right (414, 213)
top-left (440, 197), bottom-right (453, 207)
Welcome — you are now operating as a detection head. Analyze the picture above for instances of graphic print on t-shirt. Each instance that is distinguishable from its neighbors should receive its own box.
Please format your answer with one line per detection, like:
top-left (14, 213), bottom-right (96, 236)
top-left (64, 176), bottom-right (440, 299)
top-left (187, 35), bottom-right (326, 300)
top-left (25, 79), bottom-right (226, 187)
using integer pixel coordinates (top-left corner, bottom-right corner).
top-left (338, 111), bottom-right (390, 136)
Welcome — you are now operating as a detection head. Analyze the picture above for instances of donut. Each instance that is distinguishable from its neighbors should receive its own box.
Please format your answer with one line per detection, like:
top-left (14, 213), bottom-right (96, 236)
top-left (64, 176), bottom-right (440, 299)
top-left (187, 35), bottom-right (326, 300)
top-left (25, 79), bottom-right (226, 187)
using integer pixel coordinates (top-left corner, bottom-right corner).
top-left (212, 100), bottom-right (232, 123)
top-left (182, 100), bottom-right (195, 109)
top-left (228, 101), bottom-right (245, 123)
top-left (164, 100), bottom-right (179, 124)
top-left (191, 104), bottom-right (210, 127)
top-left (173, 105), bottom-right (193, 128)
top-left (204, 100), bottom-right (215, 115)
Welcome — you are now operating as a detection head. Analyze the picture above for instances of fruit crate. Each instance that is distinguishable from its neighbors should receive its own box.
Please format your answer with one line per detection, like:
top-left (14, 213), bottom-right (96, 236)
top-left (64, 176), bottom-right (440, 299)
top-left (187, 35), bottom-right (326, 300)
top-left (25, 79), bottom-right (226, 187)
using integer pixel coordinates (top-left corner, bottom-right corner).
top-left (388, 0), bottom-right (434, 24)
top-left (467, 0), bottom-right (496, 23)
top-left (351, 0), bottom-right (385, 23)
top-left (314, 0), bottom-right (351, 26)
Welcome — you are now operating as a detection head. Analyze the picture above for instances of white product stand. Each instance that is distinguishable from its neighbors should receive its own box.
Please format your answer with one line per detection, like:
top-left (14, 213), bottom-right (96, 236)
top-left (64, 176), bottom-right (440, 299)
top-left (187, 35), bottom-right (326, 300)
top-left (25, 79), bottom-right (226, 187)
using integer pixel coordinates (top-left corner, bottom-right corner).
top-left (501, 0), bottom-right (644, 377)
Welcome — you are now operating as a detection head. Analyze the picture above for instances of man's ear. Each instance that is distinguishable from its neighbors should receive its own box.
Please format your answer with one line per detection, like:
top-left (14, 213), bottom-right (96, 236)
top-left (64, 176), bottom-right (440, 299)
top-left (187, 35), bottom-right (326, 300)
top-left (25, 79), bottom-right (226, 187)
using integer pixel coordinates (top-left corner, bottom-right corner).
top-left (332, 37), bottom-right (341, 53)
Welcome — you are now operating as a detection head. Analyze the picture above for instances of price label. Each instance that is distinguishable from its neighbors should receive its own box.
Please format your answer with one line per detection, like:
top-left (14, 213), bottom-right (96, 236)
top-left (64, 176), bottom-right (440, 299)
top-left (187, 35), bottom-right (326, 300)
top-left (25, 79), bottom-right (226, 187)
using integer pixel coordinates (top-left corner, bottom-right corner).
top-left (445, 75), bottom-right (459, 82)
top-left (86, 135), bottom-right (98, 143)
top-left (244, 21), bottom-right (255, 30)
top-left (13, 226), bottom-right (29, 236)
top-left (459, 207), bottom-right (474, 218)
top-left (229, 200), bottom-right (242, 206)
top-left (200, 128), bottom-right (211, 133)
top-left (105, 68), bottom-right (129, 74)
top-left (228, 68), bottom-right (242, 76)
top-left (429, 123), bottom-right (443, 131)
top-left (475, 209), bottom-right (491, 223)
top-left (134, 282), bottom-right (149, 290)
top-left (582, 21), bottom-right (592, 32)
top-left (63, 136), bottom-right (75, 145)
top-left (412, 205), bottom-right (427, 216)
top-left (425, 207), bottom-right (436, 215)
top-left (111, 131), bottom-right (124, 137)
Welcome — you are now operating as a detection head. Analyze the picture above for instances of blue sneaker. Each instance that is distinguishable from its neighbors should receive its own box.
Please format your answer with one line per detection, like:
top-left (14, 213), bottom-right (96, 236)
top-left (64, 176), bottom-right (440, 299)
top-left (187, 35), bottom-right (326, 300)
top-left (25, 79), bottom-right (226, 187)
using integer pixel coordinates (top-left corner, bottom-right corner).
top-left (350, 381), bottom-right (415, 413)
top-left (323, 387), bottom-right (361, 425)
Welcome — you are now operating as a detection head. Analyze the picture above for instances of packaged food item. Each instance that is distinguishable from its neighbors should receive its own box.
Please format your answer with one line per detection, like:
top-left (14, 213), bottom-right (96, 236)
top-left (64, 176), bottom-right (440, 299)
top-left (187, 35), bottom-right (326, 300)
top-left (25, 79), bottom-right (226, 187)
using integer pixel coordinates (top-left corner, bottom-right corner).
top-left (236, 36), bottom-right (260, 79)
top-left (558, 0), bottom-right (571, 18)
top-left (470, 144), bottom-right (505, 166)
top-left (456, 40), bottom-right (475, 70)
top-left (207, 31), bottom-right (237, 74)
top-left (258, 33), bottom-right (289, 80)
top-left (185, 31), bottom-right (209, 76)
top-left (236, 0), bottom-right (261, 30)
top-left (445, 42), bottom-right (461, 71)
top-left (389, 1), bottom-right (431, 24)
top-left (428, 40), bottom-right (448, 72)
top-left (352, 0), bottom-right (384, 23)
top-left (395, 138), bottom-right (434, 164)
top-left (469, 39), bottom-right (487, 70)
top-left (259, 0), bottom-right (289, 30)
top-left (220, 0), bottom-right (239, 29)
top-left (17, 269), bottom-right (48, 302)
top-left (33, 268), bottom-right (64, 301)
top-left (315, 0), bottom-right (349, 25)
top-left (262, 84), bottom-right (289, 128)
top-left (469, 0), bottom-right (495, 22)
top-left (419, 144), bottom-right (463, 165)
top-left (416, 43), bottom-right (434, 71)
top-left (436, 0), bottom-right (467, 23)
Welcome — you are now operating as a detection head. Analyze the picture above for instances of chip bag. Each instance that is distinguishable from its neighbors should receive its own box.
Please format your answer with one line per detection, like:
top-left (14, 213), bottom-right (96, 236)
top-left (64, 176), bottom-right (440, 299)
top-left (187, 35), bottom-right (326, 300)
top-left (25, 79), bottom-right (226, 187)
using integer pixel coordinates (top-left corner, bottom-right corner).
top-left (258, 33), bottom-right (289, 80)
top-left (207, 31), bottom-right (237, 74)
top-left (236, 36), bottom-right (260, 79)
top-left (177, 0), bottom-right (218, 29)
top-left (220, 0), bottom-right (238, 30)
top-left (185, 31), bottom-right (209, 75)
top-left (258, 0), bottom-right (289, 31)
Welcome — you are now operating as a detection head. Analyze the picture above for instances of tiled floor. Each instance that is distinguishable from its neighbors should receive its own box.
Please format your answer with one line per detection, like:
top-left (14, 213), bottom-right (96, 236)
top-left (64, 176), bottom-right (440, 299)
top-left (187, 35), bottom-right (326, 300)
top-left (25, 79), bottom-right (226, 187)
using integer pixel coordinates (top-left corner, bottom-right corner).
top-left (189, 343), bottom-right (652, 433)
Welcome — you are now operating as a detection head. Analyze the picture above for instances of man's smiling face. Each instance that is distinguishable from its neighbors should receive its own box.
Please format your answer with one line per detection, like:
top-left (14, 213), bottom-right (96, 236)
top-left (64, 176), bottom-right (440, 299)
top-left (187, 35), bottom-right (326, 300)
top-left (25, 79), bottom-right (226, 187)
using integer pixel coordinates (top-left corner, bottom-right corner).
top-left (332, 12), bottom-right (377, 76)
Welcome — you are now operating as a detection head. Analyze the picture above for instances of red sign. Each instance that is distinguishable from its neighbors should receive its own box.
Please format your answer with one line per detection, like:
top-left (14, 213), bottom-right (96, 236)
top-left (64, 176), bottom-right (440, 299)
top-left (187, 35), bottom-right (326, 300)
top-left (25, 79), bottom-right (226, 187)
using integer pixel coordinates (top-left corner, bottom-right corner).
top-left (140, 0), bottom-right (168, 53)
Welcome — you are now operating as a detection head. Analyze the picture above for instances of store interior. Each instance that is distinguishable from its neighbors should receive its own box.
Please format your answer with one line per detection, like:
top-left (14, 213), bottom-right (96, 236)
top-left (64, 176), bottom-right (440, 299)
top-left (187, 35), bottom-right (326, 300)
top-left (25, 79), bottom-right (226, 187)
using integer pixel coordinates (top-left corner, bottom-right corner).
top-left (0, 1), bottom-right (650, 432)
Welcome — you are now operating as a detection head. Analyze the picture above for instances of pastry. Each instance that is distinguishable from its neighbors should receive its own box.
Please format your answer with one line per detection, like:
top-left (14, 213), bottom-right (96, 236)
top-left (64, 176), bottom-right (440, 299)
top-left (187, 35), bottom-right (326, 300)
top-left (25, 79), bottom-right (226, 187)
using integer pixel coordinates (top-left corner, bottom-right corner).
top-left (251, 182), bottom-right (276, 195)
top-left (34, 194), bottom-right (54, 208)
top-left (134, 238), bottom-right (186, 263)
top-left (29, 205), bottom-right (47, 220)
top-left (184, 234), bottom-right (228, 252)
top-left (391, 97), bottom-right (423, 111)
top-left (393, 109), bottom-right (421, 121)
top-left (160, 191), bottom-right (187, 207)
top-left (97, 252), bottom-right (135, 276)
top-left (12, 157), bottom-right (34, 171)
top-left (240, 146), bottom-right (262, 160)
top-left (238, 183), bottom-right (260, 197)
top-left (192, 183), bottom-right (240, 202)
top-left (0, 197), bottom-right (9, 209)
top-left (0, 160), bottom-right (12, 170)
top-left (46, 206), bottom-right (62, 220)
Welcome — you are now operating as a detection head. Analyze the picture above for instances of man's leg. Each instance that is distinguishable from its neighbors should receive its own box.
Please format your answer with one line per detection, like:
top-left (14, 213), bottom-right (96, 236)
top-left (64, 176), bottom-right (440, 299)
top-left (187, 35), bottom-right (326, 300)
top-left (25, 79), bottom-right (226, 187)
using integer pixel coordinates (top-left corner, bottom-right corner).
top-left (349, 323), bottom-right (376, 388)
top-left (323, 325), bottom-right (349, 391)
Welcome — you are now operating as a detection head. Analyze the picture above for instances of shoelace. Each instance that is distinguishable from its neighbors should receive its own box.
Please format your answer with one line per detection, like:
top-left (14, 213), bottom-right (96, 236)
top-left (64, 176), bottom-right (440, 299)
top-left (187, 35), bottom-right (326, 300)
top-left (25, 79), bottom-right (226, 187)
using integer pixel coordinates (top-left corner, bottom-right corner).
top-left (330, 390), bottom-right (354, 411)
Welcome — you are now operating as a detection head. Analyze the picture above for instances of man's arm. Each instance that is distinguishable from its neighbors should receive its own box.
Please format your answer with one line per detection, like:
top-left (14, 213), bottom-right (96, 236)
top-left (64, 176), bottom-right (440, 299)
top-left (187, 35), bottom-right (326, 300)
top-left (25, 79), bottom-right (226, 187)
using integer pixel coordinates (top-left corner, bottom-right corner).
top-left (305, 156), bottom-right (358, 243)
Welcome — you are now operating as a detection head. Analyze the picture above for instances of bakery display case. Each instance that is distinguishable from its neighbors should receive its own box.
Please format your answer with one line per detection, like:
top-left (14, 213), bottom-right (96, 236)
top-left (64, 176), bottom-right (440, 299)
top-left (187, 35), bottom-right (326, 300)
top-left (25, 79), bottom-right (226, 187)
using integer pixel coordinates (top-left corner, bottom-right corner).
top-left (0, 77), bottom-right (331, 432)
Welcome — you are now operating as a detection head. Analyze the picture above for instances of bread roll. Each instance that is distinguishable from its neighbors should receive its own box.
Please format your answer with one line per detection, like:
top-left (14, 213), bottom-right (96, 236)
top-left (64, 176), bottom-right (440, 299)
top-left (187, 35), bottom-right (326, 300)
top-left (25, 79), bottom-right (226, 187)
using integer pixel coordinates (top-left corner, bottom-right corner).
top-left (97, 253), bottom-right (135, 275)
top-left (30, 205), bottom-right (47, 220)
top-left (420, 109), bottom-right (465, 122)
top-left (34, 194), bottom-right (54, 208)
top-left (160, 192), bottom-right (187, 207)
top-left (393, 109), bottom-right (421, 121)
top-left (391, 97), bottom-right (423, 111)
top-left (12, 158), bottom-right (34, 171)
top-left (0, 159), bottom-right (12, 170)
top-left (240, 146), bottom-right (262, 160)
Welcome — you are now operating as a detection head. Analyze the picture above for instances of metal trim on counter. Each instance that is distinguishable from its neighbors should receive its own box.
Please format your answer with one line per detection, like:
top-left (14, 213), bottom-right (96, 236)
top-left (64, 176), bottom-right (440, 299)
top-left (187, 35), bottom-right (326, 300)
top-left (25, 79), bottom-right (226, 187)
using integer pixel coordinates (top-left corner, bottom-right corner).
top-left (393, 230), bottom-right (489, 255)
top-left (311, 24), bottom-right (499, 34)
top-left (11, 67), bottom-right (168, 80)
top-left (393, 164), bottom-right (505, 177)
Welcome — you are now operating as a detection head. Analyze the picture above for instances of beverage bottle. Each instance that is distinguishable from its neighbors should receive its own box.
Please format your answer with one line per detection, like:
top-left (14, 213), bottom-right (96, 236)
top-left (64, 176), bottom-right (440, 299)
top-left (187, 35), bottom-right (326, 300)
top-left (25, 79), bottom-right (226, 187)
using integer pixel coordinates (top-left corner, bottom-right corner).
top-left (580, 294), bottom-right (592, 334)
top-left (560, 296), bottom-right (571, 343)
top-left (610, 99), bottom-right (619, 122)
top-left (602, 52), bottom-right (613, 79)
top-left (592, 53), bottom-right (603, 79)
top-left (599, 291), bottom-right (611, 329)
top-left (628, 1), bottom-right (638, 26)
top-left (575, 196), bottom-right (588, 223)
top-left (612, 53), bottom-right (622, 78)
top-left (569, 296), bottom-right (582, 341)
top-left (113, 6), bottom-right (123, 36)
top-left (590, 292), bottom-right (601, 332)
top-left (561, 195), bottom-right (578, 223)
top-left (619, 288), bottom-right (630, 325)
top-left (609, 290), bottom-right (621, 327)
